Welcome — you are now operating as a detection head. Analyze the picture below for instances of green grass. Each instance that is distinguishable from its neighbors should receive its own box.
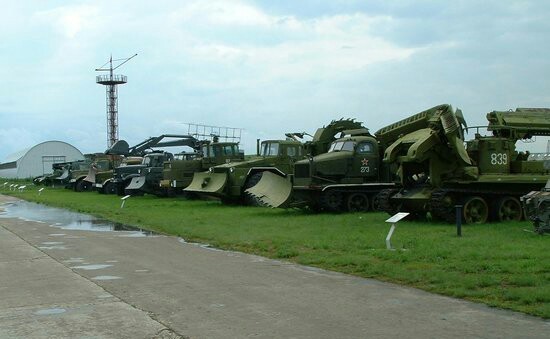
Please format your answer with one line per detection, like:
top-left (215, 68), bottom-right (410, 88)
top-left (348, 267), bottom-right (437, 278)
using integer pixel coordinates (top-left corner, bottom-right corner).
top-left (2, 183), bottom-right (549, 318)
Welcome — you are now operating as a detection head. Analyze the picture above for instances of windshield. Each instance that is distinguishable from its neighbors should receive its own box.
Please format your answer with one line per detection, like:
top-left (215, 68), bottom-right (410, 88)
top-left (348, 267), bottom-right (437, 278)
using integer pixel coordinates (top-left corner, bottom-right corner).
top-left (261, 142), bottom-right (280, 156)
top-left (223, 145), bottom-right (237, 156)
top-left (328, 141), bottom-right (356, 152)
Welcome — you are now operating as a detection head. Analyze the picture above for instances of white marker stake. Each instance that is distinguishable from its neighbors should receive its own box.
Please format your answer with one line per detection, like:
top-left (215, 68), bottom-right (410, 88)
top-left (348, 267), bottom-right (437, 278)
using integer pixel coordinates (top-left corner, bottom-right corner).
top-left (38, 188), bottom-right (45, 195)
top-left (121, 195), bottom-right (131, 208)
top-left (385, 212), bottom-right (410, 250)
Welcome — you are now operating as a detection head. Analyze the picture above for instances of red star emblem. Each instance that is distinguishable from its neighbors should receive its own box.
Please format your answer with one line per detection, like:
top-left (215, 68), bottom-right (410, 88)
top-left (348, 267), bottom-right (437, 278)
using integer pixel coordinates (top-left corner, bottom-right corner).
top-left (361, 158), bottom-right (369, 166)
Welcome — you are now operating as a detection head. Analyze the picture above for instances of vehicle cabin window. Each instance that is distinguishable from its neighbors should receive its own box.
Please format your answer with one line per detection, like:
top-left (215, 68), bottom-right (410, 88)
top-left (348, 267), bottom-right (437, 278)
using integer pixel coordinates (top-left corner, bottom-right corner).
top-left (357, 142), bottom-right (374, 154)
top-left (328, 141), bottom-right (356, 152)
top-left (286, 146), bottom-right (301, 157)
top-left (223, 145), bottom-right (235, 155)
top-left (210, 146), bottom-right (221, 158)
top-left (262, 143), bottom-right (280, 156)
top-left (142, 157), bottom-right (151, 166)
top-left (201, 146), bottom-right (209, 157)
top-left (97, 160), bottom-right (110, 170)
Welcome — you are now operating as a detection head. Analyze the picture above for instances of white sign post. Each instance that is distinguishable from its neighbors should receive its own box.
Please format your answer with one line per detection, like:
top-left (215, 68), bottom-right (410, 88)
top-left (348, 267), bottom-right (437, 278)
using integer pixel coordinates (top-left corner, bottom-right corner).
top-left (385, 212), bottom-right (410, 250)
top-left (120, 195), bottom-right (131, 208)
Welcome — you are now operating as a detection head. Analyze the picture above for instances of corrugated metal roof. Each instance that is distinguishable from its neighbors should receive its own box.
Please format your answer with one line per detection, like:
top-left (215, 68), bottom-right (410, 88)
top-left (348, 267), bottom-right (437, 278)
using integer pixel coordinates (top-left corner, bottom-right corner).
top-left (1, 147), bottom-right (31, 163)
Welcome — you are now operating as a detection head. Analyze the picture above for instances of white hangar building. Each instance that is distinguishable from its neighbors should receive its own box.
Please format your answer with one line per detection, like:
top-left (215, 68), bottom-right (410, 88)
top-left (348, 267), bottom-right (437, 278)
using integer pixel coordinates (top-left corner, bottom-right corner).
top-left (0, 141), bottom-right (84, 179)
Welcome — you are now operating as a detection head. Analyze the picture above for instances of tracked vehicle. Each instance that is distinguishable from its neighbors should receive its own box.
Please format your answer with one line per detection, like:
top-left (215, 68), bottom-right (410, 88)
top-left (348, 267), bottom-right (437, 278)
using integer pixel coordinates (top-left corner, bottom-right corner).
top-left (377, 106), bottom-right (550, 223)
top-left (247, 129), bottom-right (398, 211)
top-left (185, 119), bottom-right (365, 204)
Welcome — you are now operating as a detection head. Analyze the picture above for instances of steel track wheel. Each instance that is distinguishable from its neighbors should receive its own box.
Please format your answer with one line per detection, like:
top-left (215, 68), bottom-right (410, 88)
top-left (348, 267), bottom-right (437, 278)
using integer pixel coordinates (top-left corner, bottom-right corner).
top-left (374, 189), bottom-right (400, 214)
top-left (346, 193), bottom-right (369, 212)
top-left (430, 189), bottom-right (456, 223)
top-left (320, 190), bottom-right (344, 212)
top-left (494, 196), bottom-right (522, 222)
top-left (462, 196), bottom-right (489, 224)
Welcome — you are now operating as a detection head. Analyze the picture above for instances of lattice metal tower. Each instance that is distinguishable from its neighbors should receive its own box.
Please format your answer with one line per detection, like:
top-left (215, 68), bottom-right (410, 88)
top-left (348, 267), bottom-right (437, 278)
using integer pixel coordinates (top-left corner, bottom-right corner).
top-left (95, 54), bottom-right (137, 147)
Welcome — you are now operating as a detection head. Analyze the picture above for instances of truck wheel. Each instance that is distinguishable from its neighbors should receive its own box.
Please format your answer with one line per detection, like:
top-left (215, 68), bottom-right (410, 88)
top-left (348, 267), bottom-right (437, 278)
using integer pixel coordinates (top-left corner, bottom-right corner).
top-left (347, 193), bottom-right (369, 212)
top-left (103, 182), bottom-right (117, 194)
top-left (243, 172), bottom-right (264, 206)
top-left (493, 196), bottom-right (522, 222)
top-left (320, 191), bottom-right (343, 212)
top-left (75, 180), bottom-right (92, 192)
top-left (462, 196), bottom-right (488, 224)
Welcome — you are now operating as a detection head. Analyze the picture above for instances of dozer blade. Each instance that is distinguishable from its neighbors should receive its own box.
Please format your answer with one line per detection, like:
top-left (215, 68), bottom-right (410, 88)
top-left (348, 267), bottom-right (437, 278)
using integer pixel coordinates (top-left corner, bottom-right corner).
top-left (83, 167), bottom-right (97, 183)
top-left (184, 172), bottom-right (227, 194)
top-left (126, 175), bottom-right (146, 191)
top-left (245, 171), bottom-right (293, 208)
top-left (57, 169), bottom-right (70, 180)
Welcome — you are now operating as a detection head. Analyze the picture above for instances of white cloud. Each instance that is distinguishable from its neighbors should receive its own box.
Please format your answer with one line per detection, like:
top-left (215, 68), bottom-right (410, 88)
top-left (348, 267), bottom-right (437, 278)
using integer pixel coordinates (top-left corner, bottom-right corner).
top-left (33, 4), bottom-right (100, 39)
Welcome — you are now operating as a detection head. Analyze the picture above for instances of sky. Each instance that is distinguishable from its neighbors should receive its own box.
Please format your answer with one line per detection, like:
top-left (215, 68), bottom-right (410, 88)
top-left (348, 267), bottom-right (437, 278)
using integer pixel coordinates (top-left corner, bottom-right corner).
top-left (1, 0), bottom-right (549, 160)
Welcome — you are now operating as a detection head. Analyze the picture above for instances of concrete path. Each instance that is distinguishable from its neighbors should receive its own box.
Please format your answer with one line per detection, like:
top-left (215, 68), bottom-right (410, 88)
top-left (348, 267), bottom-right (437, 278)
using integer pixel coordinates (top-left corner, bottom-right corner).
top-left (0, 195), bottom-right (548, 338)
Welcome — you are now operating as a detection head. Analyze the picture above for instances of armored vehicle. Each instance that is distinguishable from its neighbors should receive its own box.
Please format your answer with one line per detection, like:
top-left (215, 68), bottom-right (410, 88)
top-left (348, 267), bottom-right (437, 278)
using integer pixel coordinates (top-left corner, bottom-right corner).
top-left (376, 105), bottom-right (550, 223)
top-left (522, 178), bottom-right (550, 234)
top-left (159, 140), bottom-right (244, 196)
top-left (185, 119), bottom-right (366, 204)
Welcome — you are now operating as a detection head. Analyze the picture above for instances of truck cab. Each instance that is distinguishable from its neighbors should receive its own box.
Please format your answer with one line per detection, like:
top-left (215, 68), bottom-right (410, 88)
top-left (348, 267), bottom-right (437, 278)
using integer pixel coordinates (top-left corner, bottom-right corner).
top-left (294, 135), bottom-right (381, 187)
top-left (184, 139), bottom-right (304, 203)
top-left (159, 141), bottom-right (243, 195)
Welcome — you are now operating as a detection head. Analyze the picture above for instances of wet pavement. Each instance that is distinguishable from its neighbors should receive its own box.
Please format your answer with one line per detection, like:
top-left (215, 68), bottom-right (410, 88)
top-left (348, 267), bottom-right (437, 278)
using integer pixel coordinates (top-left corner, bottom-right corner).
top-left (0, 194), bottom-right (549, 338)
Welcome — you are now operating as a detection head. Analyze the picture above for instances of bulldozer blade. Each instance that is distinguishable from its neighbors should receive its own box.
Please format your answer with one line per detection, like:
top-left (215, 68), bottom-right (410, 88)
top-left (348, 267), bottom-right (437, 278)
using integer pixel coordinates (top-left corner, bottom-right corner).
top-left (126, 175), bottom-right (146, 191)
top-left (83, 166), bottom-right (97, 183)
top-left (184, 172), bottom-right (227, 194)
top-left (245, 171), bottom-right (293, 208)
top-left (57, 168), bottom-right (70, 180)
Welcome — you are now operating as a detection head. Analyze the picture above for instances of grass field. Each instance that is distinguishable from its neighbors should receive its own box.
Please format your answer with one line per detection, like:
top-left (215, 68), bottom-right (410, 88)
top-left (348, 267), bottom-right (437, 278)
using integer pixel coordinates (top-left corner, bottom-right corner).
top-left (1, 183), bottom-right (549, 318)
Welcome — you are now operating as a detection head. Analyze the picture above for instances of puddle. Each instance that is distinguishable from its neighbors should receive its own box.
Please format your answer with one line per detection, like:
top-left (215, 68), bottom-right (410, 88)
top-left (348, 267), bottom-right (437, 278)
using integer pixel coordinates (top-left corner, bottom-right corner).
top-left (92, 275), bottom-right (122, 281)
top-left (71, 264), bottom-right (113, 270)
top-left (34, 308), bottom-right (67, 316)
top-left (0, 200), bottom-right (157, 236)
top-left (38, 245), bottom-right (67, 250)
top-left (64, 258), bottom-right (85, 263)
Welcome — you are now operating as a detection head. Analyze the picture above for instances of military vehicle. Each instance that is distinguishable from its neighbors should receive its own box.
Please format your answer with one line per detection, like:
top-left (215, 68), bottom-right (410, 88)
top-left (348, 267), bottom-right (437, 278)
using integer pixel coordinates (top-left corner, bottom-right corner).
top-left (159, 139), bottom-right (244, 196)
top-left (96, 135), bottom-right (200, 194)
top-left (75, 154), bottom-right (125, 192)
top-left (376, 105), bottom-right (550, 223)
top-left (185, 119), bottom-right (366, 204)
top-left (32, 162), bottom-right (67, 186)
top-left (246, 128), bottom-right (399, 211)
top-left (522, 178), bottom-right (550, 234)
top-left (34, 156), bottom-right (94, 187)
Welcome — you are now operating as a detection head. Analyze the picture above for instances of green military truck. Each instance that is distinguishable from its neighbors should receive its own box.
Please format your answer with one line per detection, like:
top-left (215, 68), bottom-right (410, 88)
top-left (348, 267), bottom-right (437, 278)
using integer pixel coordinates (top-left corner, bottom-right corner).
top-left (185, 139), bottom-right (303, 204)
top-left (97, 135), bottom-right (200, 195)
top-left (185, 119), bottom-right (366, 204)
top-left (159, 140), bottom-right (244, 196)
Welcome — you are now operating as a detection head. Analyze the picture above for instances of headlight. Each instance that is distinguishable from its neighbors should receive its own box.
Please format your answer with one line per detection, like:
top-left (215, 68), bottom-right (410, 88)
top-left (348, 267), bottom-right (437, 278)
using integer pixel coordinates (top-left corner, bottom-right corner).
top-left (137, 169), bottom-right (141, 174)
top-left (229, 167), bottom-right (235, 173)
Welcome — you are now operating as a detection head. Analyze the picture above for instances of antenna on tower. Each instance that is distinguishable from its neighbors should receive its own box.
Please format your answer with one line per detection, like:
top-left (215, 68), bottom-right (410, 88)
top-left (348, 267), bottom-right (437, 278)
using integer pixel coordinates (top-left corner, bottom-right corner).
top-left (95, 53), bottom-right (137, 147)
